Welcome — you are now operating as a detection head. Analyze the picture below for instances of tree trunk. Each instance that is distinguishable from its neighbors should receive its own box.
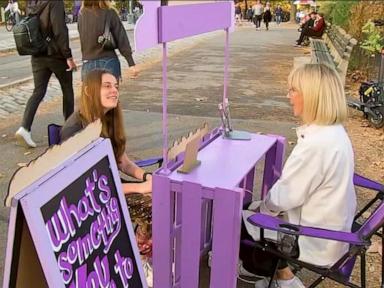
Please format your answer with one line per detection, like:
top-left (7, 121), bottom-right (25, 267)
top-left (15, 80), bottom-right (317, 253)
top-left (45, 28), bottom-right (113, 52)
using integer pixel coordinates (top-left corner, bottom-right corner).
top-left (244, 0), bottom-right (248, 19)
top-left (290, 0), bottom-right (296, 24)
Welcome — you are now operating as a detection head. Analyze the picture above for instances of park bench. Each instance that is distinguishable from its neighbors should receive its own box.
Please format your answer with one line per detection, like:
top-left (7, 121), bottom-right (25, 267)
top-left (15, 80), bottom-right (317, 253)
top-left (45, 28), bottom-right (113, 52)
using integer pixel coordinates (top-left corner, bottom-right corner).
top-left (310, 23), bottom-right (358, 84)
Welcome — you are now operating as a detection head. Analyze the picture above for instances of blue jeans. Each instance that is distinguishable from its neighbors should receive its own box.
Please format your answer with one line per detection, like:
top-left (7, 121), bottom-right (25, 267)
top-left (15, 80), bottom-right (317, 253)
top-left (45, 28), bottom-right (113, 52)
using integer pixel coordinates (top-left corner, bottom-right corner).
top-left (276, 15), bottom-right (282, 25)
top-left (81, 57), bottom-right (121, 81)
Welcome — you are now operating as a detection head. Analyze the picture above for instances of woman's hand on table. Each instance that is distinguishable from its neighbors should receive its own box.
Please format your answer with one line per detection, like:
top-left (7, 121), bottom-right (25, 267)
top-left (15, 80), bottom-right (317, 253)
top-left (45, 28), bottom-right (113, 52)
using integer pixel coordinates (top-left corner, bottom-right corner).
top-left (122, 176), bottom-right (152, 194)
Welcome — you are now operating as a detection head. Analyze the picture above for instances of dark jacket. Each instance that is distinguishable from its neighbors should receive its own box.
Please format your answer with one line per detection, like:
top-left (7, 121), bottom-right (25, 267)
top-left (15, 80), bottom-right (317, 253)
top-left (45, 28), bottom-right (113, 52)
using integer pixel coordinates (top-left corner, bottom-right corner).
top-left (275, 7), bottom-right (283, 16)
top-left (263, 9), bottom-right (272, 22)
top-left (313, 17), bottom-right (325, 34)
top-left (78, 8), bottom-right (135, 67)
top-left (30, 0), bottom-right (72, 59)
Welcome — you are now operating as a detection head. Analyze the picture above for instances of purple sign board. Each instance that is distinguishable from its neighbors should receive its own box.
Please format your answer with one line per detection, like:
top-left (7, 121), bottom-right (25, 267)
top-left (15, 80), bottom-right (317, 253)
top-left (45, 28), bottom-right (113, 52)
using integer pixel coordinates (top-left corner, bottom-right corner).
top-left (3, 139), bottom-right (146, 288)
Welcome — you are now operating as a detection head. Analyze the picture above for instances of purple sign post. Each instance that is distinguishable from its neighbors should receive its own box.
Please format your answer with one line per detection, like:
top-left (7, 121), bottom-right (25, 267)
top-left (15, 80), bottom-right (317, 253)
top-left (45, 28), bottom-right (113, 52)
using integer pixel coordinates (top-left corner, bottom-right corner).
top-left (3, 139), bottom-right (147, 288)
top-left (135, 1), bottom-right (286, 288)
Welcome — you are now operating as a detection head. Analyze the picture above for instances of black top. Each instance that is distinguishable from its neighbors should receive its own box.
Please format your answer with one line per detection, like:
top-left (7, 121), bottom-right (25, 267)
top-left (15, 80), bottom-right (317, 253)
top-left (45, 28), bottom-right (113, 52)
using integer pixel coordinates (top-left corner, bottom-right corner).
top-left (263, 10), bottom-right (272, 22)
top-left (60, 111), bottom-right (84, 142)
top-left (78, 8), bottom-right (135, 67)
top-left (31, 0), bottom-right (72, 59)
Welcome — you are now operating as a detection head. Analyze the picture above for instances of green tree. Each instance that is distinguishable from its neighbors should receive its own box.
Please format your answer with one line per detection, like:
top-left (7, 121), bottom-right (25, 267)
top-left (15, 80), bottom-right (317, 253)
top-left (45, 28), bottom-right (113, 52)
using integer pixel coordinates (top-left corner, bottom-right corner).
top-left (318, 0), bottom-right (356, 29)
top-left (360, 21), bottom-right (384, 55)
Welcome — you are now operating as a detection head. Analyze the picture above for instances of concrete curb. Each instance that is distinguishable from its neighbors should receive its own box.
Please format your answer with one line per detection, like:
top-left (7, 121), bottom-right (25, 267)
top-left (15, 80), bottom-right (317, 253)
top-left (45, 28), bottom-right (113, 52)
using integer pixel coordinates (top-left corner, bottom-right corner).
top-left (0, 26), bottom-right (134, 89)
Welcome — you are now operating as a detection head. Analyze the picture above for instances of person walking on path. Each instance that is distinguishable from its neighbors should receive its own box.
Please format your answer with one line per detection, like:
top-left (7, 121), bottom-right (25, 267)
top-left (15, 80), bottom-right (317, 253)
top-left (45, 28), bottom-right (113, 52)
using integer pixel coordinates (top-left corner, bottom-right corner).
top-left (263, 3), bottom-right (272, 31)
top-left (72, 0), bottom-right (81, 22)
top-left (4, 0), bottom-right (21, 24)
top-left (15, 0), bottom-right (77, 148)
top-left (246, 6), bottom-right (253, 22)
top-left (252, 0), bottom-right (264, 30)
top-left (275, 5), bottom-right (283, 25)
top-left (235, 3), bottom-right (242, 25)
top-left (78, 0), bottom-right (139, 81)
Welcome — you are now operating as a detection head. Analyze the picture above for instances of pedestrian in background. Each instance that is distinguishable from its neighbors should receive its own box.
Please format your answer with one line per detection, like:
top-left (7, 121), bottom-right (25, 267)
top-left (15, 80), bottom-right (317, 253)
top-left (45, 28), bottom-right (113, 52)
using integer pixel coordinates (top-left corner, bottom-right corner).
top-left (246, 6), bottom-right (253, 22)
top-left (78, 0), bottom-right (139, 81)
top-left (275, 4), bottom-right (283, 25)
top-left (4, 0), bottom-right (21, 24)
top-left (15, 0), bottom-right (76, 148)
top-left (72, 0), bottom-right (81, 22)
top-left (252, 0), bottom-right (264, 30)
top-left (263, 2), bottom-right (272, 31)
top-left (235, 3), bottom-right (242, 25)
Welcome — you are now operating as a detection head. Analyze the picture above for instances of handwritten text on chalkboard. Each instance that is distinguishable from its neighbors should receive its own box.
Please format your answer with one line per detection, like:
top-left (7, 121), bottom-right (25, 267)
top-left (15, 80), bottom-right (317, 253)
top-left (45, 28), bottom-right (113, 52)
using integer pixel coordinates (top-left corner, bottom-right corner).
top-left (41, 157), bottom-right (142, 287)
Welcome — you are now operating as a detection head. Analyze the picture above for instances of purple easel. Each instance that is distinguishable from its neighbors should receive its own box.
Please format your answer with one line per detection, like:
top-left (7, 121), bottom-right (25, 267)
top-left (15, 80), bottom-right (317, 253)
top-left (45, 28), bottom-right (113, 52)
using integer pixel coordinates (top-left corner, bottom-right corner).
top-left (135, 2), bottom-right (286, 287)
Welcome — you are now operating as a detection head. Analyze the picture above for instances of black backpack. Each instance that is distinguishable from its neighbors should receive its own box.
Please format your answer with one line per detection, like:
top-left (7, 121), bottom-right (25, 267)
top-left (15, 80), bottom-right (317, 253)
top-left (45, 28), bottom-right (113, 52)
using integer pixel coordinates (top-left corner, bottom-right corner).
top-left (13, 14), bottom-right (50, 56)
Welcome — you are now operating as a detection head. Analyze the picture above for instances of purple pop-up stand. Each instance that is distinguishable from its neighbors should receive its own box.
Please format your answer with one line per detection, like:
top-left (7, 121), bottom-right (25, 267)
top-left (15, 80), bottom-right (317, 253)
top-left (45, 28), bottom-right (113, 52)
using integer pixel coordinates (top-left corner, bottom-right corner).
top-left (135, 2), bottom-right (286, 287)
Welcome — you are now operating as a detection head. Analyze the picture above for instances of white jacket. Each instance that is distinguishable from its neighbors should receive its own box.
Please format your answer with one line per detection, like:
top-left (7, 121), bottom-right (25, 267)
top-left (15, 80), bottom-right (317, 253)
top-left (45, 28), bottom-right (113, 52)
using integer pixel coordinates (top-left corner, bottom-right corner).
top-left (5, 2), bottom-right (21, 14)
top-left (244, 124), bottom-right (356, 267)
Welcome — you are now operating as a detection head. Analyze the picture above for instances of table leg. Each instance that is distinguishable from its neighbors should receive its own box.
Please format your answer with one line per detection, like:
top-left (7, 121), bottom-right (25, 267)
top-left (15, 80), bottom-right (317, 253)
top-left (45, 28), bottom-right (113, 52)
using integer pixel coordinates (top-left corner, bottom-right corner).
top-left (153, 175), bottom-right (173, 287)
top-left (242, 166), bottom-right (255, 206)
top-left (180, 182), bottom-right (202, 288)
top-left (210, 187), bottom-right (243, 288)
top-left (261, 136), bottom-right (285, 199)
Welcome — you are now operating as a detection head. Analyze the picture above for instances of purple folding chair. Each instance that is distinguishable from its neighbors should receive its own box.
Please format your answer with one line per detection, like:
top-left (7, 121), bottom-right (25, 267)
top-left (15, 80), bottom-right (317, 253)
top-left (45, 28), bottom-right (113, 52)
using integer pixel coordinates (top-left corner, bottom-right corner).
top-left (47, 123), bottom-right (163, 168)
top-left (243, 196), bottom-right (384, 288)
top-left (353, 173), bottom-right (384, 223)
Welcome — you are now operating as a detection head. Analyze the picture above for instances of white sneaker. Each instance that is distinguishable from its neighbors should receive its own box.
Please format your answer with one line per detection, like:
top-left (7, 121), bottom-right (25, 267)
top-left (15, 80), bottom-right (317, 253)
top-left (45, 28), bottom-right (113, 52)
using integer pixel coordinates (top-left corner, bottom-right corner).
top-left (238, 260), bottom-right (260, 278)
top-left (208, 252), bottom-right (260, 278)
top-left (143, 260), bottom-right (153, 288)
top-left (254, 276), bottom-right (305, 288)
top-left (208, 251), bottom-right (212, 267)
top-left (15, 127), bottom-right (37, 148)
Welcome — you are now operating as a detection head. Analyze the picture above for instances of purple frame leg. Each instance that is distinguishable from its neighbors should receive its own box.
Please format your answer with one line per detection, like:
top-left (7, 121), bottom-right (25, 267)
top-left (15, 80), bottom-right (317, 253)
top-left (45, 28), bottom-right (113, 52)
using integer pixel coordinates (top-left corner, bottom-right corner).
top-left (210, 187), bottom-right (243, 288)
top-left (241, 166), bottom-right (255, 206)
top-left (153, 175), bottom-right (173, 287)
top-left (261, 136), bottom-right (285, 199)
top-left (180, 182), bottom-right (203, 288)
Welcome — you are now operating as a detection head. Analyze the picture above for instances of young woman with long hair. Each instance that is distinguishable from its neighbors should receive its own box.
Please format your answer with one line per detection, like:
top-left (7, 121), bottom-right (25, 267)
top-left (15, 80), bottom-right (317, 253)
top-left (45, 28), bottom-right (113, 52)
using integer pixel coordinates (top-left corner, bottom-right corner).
top-left (61, 69), bottom-right (153, 286)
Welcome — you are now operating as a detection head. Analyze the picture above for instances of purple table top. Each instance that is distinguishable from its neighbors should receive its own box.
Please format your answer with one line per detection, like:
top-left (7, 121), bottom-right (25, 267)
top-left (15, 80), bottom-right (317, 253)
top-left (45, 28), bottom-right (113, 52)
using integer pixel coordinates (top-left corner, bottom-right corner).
top-left (168, 133), bottom-right (277, 189)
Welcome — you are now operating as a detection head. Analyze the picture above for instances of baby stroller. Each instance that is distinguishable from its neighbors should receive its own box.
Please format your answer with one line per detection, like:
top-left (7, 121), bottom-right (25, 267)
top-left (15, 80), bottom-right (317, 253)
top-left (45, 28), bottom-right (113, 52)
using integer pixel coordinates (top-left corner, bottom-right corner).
top-left (348, 81), bottom-right (384, 128)
top-left (348, 21), bottom-right (384, 129)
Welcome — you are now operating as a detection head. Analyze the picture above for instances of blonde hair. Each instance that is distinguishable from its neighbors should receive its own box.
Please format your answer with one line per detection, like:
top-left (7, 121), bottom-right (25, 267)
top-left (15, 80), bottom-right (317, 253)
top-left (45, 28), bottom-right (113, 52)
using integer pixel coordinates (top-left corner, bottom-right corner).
top-left (288, 63), bottom-right (347, 125)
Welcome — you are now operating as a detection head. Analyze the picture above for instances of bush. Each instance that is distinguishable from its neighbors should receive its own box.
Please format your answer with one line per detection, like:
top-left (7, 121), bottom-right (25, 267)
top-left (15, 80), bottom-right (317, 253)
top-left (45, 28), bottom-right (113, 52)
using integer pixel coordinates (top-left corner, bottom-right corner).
top-left (319, 1), bottom-right (355, 29)
top-left (360, 21), bottom-right (384, 56)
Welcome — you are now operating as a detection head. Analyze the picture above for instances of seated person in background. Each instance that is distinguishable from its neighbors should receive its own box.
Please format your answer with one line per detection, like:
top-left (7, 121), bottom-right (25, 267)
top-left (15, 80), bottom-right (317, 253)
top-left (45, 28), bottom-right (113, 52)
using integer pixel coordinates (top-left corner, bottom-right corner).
top-left (300, 11), bottom-right (316, 30)
top-left (240, 63), bottom-right (356, 288)
top-left (295, 13), bottom-right (325, 46)
top-left (61, 69), bottom-right (153, 285)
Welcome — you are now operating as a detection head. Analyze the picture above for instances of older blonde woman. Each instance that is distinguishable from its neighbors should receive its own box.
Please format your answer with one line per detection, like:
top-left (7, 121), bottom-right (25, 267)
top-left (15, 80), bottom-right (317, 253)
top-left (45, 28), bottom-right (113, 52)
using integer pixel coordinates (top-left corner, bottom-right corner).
top-left (240, 64), bottom-right (356, 288)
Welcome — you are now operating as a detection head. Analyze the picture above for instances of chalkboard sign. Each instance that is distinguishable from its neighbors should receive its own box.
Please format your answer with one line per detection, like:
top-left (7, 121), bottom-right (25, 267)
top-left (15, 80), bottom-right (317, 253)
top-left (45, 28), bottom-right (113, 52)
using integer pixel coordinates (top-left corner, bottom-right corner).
top-left (3, 138), bottom-right (147, 288)
top-left (41, 156), bottom-right (143, 287)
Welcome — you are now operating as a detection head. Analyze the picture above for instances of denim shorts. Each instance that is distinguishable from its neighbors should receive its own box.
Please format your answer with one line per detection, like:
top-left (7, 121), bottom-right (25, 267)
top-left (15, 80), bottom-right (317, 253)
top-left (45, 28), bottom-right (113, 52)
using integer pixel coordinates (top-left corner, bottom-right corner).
top-left (81, 57), bottom-right (122, 81)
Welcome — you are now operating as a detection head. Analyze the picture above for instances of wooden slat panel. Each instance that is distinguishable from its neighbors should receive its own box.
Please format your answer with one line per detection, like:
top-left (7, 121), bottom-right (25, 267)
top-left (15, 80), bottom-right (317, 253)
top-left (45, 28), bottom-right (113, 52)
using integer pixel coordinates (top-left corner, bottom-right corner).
top-left (158, 2), bottom-right (232, 43)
